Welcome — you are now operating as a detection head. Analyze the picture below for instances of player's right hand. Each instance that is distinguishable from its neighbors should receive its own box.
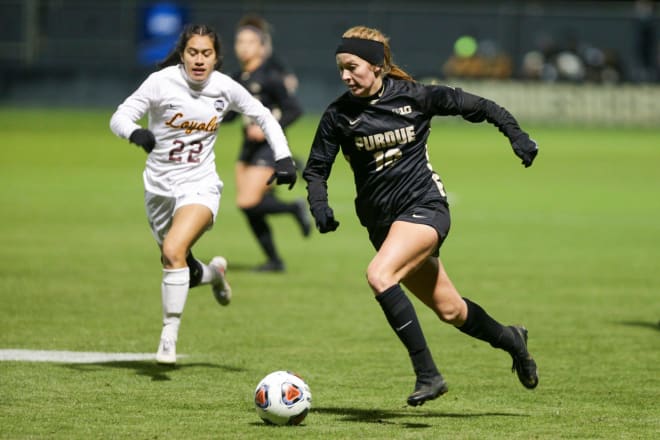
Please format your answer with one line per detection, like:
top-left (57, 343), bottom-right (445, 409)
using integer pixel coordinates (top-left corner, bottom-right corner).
top-left (311, 205), bottom-right (339, 233)
top-left (268, 157), bottom-right (297, 190)
top-left (129, 128), bottom-right (156, 153)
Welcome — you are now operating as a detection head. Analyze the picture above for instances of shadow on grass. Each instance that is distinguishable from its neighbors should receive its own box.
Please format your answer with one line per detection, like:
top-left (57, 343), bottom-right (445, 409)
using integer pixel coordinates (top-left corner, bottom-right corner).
top-left (222, 262), bottom-right (274, 273)
top-left (223, 262), bottom-right (255, 272)
top-left (312, 406), bottom-right (527, 427)
top-left (618, 320), bottom-right (660, 332)
top-left (64, 360), bottom-right (245, 381)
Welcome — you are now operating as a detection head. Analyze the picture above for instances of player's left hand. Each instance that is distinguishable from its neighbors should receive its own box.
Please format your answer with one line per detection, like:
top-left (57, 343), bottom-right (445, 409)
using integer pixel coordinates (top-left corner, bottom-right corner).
top-left (268, 157), bottom-right (297, 189)
top-left (511, 133), bottom-right (538, 168)
top-left (313, 205), bottom-right (339, 233)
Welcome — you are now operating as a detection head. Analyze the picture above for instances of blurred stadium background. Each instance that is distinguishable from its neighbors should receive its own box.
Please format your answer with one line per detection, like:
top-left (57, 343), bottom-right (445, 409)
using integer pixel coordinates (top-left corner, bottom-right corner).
top-left (1, 0), bottom-right (658, 126)
top-left (1, 3), bottom-right (658, 437)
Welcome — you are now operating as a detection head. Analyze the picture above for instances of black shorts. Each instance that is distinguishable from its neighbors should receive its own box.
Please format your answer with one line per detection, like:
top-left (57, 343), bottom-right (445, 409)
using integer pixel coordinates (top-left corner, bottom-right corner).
top-left (367, 199), bottom-right (451, 256)
top-left (238, 142), bottom-right (275, 167)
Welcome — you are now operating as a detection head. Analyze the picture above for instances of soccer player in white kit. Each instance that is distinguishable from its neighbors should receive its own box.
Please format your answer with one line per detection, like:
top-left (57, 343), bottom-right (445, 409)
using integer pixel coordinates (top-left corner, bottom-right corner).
top-left (110, 24), bottom-right (298, 365)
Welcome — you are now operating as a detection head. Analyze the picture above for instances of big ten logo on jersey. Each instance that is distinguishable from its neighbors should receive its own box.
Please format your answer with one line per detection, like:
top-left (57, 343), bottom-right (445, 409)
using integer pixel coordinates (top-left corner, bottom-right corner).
top-left (391, 105), bottom-right (412, 115)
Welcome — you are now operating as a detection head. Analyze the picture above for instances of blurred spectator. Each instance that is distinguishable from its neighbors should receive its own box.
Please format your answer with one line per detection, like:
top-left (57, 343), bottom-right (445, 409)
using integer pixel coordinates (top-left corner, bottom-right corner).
top-left (634, 0), bottom-right (658, 82)
top-left (442, 35), bottom-right (513, 79)
top-left (521, 30), bottom-right (623, 84)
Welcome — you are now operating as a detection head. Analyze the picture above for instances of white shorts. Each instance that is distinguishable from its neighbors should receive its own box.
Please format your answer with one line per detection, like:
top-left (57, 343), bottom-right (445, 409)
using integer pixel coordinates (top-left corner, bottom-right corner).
top-left (144, 180), bottom-right (223, 245)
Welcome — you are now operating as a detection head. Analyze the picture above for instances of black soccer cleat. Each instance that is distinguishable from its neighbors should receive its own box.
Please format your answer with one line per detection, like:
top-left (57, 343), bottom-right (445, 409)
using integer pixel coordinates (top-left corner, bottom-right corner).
top-left (293, 199), bottom-right (312, 237)
top-left (254, 259), bottom-right (286, 273)
top-left (406, 375), bottom-right (448, 407)
top-left (509, 326), bottom-right (539, 389)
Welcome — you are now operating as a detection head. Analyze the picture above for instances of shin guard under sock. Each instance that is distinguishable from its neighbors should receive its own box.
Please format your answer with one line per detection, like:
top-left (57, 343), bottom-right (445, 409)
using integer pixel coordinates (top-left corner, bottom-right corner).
top-left (376, 284), bottom-right (439, 378)
top-left (458, 297), bottom-right (516, 352)
top-left (186, 253), bottom-right (203, 287)
top-left (186, 252), bottom-right (213, 287)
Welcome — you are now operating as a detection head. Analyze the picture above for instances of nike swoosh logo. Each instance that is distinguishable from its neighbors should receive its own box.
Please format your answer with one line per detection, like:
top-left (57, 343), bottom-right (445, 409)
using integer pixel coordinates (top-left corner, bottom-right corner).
top-left (396, 320), bottom-right (412, 332)
top-left (348, 118), bottom-right (361, 126)
top-left (412, 214), bottom-right (426, 219)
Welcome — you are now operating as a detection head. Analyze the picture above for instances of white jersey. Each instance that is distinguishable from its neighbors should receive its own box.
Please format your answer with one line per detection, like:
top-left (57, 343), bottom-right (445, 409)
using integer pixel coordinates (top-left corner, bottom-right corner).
top-left (110, 65), bottom-right (292, 195)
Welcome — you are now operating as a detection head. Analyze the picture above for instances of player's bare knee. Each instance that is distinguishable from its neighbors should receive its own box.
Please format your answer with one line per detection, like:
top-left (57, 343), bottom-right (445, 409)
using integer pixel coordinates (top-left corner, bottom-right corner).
top-left (161, 244), bottom-right (187, 269)
top-left (237, 197), bottom-right (259, 210)
top-left (236, 189), bottom-right (266, 209)
top-left (366, 267), bottom-right (395, 294)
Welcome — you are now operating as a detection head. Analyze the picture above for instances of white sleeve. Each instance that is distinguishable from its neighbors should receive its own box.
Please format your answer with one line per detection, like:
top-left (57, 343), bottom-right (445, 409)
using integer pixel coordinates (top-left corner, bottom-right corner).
top-left (109, 75), bottom-right (159, 140)
top-left (226, 78), bottom-right (292, 161)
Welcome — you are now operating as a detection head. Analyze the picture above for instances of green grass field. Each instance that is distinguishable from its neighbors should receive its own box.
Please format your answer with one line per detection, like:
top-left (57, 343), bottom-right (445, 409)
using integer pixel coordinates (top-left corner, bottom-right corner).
top-left (1, 108), bottom-right (658, 439)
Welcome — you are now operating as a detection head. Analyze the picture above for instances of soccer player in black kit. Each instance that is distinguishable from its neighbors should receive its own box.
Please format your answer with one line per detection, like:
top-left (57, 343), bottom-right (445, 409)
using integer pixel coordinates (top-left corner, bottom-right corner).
top-left (303, 26), bottom-right (540, 406)
top-left (227, 15), bottom-right (310, 272)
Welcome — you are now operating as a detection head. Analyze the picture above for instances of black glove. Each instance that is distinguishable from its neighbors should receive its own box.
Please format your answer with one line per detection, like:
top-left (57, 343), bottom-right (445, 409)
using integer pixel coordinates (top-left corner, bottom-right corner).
top-left (267, 157), bottom-right (297, 189)
top-left (129, 128), bottom-right (156, 153)
top-left (311, 205), bottom-right (340, 233)
top-left (511, 133), bottom-right (538, 168)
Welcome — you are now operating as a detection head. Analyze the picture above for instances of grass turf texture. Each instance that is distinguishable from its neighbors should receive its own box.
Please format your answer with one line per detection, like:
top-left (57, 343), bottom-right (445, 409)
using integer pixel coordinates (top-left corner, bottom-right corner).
top-left (0, 108), bottom-right (658, 439)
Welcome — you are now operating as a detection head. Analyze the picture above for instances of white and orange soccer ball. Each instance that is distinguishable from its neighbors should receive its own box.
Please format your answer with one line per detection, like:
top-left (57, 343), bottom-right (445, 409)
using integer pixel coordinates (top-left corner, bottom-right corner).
top-left (254, 370), bottom-right (312, 426)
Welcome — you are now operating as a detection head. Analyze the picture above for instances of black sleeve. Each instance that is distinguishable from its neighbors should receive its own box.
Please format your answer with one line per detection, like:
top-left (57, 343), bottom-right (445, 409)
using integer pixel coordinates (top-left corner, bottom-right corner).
top-left (221, 110), bottom-right (239, 123)
top-left (302, 110), bottom-right (340, 208)
top-left (424, 85), bottom-right (525, 141)
top-left (267, 74), bottom-right (303, 129)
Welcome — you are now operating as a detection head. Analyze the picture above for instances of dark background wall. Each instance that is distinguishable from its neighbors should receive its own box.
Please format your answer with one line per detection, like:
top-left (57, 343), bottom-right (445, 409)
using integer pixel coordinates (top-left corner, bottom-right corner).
top-left (0, 0), bottom-right (658, 111)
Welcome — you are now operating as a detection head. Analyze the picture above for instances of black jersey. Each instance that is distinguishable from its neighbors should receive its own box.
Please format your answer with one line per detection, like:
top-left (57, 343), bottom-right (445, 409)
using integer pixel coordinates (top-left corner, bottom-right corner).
top-left (303, 76), bottom-right (525, 228)
top-left (228, 59), bottom-right (302, 150)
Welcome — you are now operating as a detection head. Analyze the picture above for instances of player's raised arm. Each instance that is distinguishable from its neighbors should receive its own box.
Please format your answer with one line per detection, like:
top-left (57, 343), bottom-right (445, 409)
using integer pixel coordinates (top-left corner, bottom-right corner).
top-left (424, 85), bottom-right (539, 167)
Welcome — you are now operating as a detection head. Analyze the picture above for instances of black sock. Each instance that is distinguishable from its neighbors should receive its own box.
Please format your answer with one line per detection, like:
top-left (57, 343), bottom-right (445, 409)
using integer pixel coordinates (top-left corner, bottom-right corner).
top-left (255, 192), bottom-right (296, 215)
top-left (242, 207), bottom-right (281, 263)
top-left (376, 285), bottom-right (439, 379)
top-left (458, 297), bottom-right (516, 352)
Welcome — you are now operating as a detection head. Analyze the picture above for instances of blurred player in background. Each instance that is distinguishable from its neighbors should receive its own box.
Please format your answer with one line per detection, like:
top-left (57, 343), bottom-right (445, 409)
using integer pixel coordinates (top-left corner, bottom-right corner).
top-left (303, 25), bottom-right (539, 406)
top-left (260, 21), bottom-right (300, 95)
top-left (224, 14), bottom-right (310, 273)
top-left (110, 23), bottom-right (298, 364)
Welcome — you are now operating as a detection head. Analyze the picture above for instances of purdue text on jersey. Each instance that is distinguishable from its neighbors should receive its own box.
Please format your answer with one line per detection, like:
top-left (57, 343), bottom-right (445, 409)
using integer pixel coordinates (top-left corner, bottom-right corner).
top-left (354, 125), bottom-right (416, 151)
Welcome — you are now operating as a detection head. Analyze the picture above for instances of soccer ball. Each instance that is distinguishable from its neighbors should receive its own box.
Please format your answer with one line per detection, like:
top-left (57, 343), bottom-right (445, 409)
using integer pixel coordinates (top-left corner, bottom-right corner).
top-left (254, 370), bottom-right (312, 426)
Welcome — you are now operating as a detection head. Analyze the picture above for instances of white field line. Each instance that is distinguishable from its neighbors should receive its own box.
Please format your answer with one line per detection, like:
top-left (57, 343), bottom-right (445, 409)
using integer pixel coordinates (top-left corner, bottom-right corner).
top-left (0, 349), bottom-right (159, 363)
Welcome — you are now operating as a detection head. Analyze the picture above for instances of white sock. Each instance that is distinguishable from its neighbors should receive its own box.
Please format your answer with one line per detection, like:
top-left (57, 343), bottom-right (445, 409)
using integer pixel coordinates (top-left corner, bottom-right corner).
top-left (161, 267), bottom-right (190, 341)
